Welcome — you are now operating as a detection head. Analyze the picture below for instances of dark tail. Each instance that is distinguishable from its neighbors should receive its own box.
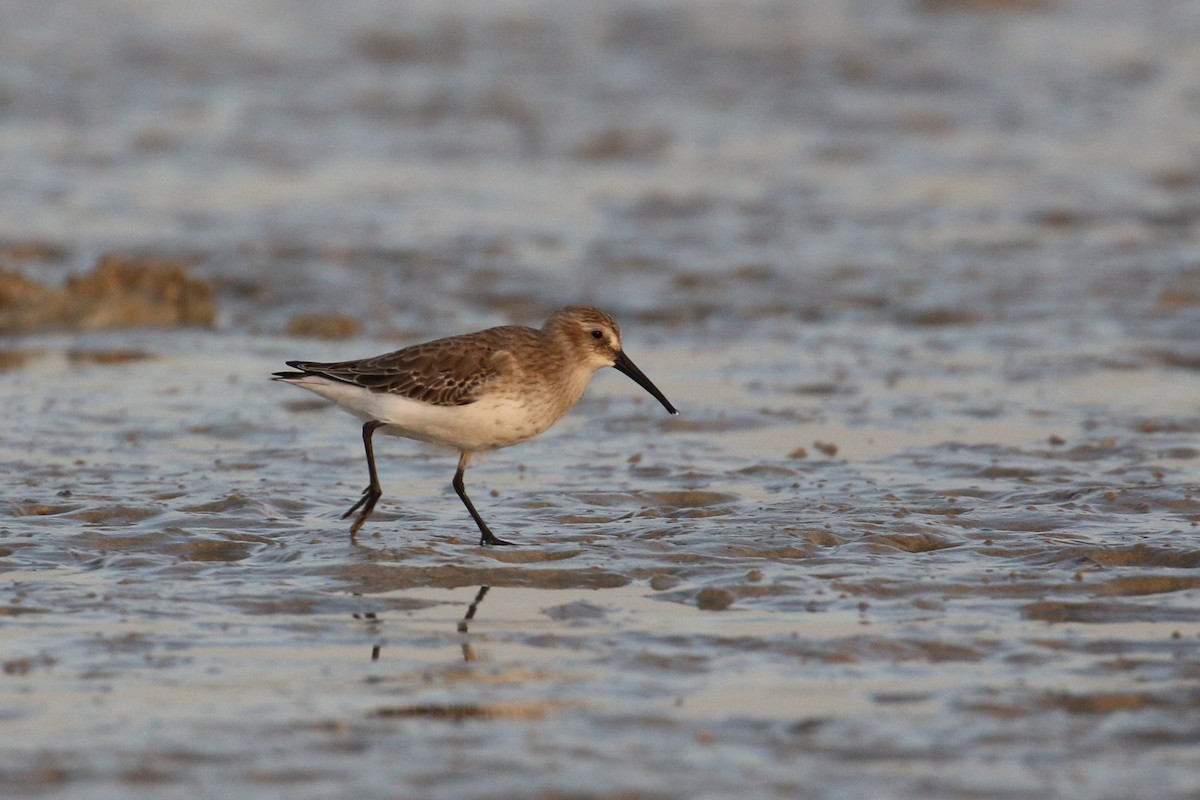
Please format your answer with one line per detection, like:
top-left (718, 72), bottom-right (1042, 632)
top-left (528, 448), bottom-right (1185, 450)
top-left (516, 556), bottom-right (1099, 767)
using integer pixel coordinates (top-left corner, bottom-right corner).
top-left (272, 361), bottom-right (313, 381)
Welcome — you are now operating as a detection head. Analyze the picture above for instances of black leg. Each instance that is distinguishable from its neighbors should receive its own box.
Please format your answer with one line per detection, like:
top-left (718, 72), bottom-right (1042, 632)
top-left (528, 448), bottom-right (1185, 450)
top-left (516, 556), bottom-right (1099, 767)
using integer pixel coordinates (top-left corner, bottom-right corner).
top-left (341, 420), bottom-right (384, 537)
top-left (453, 452), bottom-right (514, 546)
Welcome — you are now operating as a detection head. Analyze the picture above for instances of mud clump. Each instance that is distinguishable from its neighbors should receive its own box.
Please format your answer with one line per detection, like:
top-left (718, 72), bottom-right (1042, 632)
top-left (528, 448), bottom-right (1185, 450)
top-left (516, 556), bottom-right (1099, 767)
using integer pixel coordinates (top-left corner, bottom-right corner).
top-left (286, 312), bottom-right (362, 339)
top-left (0, 239), bottom-right (69, 264)
top-left (0, 254), bottom-right (214, 333)
top-left (696, 587), bottom-right (735, 611)
top-left (576, 128), bottom-right (672, 161)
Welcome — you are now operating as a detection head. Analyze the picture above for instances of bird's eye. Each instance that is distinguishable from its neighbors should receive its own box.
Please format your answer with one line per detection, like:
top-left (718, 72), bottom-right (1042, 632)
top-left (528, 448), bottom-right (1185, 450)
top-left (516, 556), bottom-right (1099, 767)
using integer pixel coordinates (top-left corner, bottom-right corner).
top-left (590, 330), bottom-right (604, 340)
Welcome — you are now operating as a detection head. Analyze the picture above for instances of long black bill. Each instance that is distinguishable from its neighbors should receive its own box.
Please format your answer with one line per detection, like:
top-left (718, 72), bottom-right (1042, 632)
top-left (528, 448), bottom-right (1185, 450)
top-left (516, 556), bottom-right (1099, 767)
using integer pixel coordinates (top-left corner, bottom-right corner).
top-left (613, 350), bottom-right (679, 415)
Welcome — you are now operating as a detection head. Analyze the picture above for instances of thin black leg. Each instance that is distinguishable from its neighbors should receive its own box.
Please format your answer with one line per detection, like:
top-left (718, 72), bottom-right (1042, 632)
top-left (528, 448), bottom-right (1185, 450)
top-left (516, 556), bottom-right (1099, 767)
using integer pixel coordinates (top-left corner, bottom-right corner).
top-left (453, 452), bottom-right (514, 546)
top-left (342, 420), bottom-right (384, 537)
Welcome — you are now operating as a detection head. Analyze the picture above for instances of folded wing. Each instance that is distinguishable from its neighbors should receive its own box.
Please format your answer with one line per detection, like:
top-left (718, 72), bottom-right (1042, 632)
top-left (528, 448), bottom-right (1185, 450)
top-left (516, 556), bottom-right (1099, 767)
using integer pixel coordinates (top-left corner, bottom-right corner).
top-left (274, 336), bottom-right (515, 407)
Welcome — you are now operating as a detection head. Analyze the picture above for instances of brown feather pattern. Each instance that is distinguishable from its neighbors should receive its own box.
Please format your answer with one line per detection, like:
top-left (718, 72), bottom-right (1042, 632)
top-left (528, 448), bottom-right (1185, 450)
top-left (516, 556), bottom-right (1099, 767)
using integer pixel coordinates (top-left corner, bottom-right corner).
top-left (282, 327), bottom-right (539, 406)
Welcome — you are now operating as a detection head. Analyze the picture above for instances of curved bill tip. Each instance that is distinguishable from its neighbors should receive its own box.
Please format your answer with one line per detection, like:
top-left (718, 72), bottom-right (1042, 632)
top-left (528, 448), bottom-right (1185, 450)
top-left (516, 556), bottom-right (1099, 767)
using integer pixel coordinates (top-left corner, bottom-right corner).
top-left (613, 350), bottom-right (679, 415)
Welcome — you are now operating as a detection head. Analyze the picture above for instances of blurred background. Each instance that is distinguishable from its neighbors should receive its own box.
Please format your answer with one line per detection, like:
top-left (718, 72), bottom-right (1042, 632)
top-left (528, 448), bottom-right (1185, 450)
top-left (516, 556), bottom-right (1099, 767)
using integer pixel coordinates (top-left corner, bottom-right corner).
top-left (3, 0), bottom-right (1198, 339)
top-left (4, 2), bottom-right (1200, 799)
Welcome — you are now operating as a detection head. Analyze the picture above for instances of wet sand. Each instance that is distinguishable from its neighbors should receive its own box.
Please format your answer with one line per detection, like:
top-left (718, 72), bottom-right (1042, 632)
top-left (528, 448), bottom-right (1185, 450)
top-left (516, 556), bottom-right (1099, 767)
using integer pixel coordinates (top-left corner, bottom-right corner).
top-left (4, 1), bottom-right (1200, 799)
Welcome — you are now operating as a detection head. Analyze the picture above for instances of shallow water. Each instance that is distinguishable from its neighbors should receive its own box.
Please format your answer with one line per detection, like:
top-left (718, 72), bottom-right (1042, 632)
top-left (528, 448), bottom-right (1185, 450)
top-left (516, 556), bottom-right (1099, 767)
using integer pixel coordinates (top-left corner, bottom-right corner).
top-left (4, 1), bottom-right (1200, 799)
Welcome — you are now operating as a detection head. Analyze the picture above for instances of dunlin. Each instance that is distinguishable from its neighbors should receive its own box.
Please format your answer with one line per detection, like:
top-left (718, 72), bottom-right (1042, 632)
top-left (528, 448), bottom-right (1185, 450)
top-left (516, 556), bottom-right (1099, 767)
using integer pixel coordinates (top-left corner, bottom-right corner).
top-left (273, 306), bottom-right (678, 546)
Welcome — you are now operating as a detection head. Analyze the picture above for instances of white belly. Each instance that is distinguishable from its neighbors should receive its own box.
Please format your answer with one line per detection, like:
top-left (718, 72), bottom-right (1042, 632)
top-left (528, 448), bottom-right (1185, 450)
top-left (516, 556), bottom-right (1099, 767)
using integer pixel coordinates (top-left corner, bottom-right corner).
top-left (286, 376), bottom-right (564, 452)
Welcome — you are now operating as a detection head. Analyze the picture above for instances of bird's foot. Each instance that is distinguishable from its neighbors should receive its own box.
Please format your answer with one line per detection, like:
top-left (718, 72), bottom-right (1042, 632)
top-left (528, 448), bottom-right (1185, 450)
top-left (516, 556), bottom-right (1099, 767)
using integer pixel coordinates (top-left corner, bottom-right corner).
top-left (479, 531), bottom-right (516, 547)
top-left (342, 485), bottom-right (381, 536)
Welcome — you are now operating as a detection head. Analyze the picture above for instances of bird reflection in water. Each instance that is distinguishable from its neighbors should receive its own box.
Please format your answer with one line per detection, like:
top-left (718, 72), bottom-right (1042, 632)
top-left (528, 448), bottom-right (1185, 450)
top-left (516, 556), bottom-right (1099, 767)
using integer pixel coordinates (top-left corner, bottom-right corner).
top-left (457, 586), bottom-right (490, 662)
top-left (361, 586), bottom-right (493, 663)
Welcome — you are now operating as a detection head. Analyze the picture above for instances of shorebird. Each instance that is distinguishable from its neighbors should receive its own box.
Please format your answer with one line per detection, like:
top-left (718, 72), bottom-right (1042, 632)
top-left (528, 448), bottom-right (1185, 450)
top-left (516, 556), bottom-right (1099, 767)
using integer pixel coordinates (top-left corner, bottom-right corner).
top-left (273, 306), bottom-right (678, 545)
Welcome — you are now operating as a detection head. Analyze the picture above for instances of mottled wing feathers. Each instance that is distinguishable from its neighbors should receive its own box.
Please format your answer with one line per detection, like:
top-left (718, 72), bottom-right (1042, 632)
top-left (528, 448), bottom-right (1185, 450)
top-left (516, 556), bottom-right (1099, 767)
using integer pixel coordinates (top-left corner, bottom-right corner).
top-left (278, 329), bottom-right (529, 406)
